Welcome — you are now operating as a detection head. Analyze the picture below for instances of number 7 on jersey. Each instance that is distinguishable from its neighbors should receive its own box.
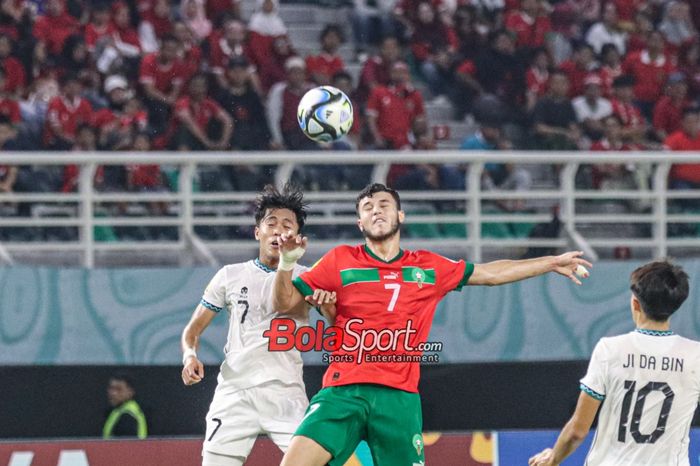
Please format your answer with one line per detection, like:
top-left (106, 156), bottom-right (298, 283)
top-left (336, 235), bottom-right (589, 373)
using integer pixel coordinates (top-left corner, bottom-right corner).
top-left (384, 283), bottom-right (401, 311)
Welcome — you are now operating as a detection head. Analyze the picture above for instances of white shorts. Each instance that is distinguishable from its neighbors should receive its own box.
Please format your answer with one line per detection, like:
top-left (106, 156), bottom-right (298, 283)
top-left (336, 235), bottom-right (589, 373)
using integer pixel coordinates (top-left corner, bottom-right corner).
top-left (202, 379), bottom-right (309, 458)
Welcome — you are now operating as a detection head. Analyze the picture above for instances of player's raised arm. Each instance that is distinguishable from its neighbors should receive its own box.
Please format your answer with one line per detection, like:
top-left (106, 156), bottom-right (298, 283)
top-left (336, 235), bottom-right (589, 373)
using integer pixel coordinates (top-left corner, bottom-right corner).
top-left (272, 232), bottom-right (308, 313)
top-left (528, 392), bottom-right (601, 466)
top-left (181, 303), bottom-right (217, 385)
top-left (468, 251), bottom-right (592, 286)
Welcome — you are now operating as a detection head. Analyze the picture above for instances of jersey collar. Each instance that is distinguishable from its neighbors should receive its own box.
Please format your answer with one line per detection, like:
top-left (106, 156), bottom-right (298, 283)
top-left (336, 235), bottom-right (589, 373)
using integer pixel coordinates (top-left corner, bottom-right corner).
top-left (635, 328), bottom-right (674, 337)
top-left (254, 258), bottom-right (276, 273)
top-left (363, 244), bottom-right (404, 264)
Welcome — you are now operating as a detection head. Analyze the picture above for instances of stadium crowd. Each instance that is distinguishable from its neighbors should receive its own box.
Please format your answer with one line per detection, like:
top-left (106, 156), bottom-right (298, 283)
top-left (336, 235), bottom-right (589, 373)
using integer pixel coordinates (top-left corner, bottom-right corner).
top-left (0, 0), bottom-right (699, 240)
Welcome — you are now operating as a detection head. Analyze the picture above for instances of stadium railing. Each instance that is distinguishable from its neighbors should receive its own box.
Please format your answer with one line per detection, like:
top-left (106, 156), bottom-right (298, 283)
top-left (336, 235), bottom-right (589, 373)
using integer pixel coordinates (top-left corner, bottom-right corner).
top-left (0, 151), bottom-right (699, 267)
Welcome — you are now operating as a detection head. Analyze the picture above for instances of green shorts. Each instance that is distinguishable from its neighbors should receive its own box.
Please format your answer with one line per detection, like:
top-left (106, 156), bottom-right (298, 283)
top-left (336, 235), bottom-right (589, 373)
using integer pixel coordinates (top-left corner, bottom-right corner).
top-left (295, 384), bottom-right (424, 466)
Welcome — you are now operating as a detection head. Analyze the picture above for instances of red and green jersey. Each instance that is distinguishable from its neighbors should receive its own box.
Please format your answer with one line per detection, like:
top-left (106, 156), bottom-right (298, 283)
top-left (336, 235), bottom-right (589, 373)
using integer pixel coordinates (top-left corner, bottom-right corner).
top-left (293, 244), bottom-right (473, 393)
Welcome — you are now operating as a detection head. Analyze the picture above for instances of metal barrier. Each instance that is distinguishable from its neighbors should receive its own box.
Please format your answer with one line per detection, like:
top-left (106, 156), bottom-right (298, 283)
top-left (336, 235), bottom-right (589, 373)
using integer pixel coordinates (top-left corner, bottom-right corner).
top-left (1, 151), bottom-right (699, 267)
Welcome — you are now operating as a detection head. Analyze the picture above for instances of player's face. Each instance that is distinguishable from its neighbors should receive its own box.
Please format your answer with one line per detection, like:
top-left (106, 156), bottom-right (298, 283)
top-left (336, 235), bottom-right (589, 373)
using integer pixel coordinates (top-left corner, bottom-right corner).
top-left (357, 192), bottom-right (404, 242)
top-left (255, 208), bottom-right (300, 259)
top-left (107, 380), bottom-right (134, 407)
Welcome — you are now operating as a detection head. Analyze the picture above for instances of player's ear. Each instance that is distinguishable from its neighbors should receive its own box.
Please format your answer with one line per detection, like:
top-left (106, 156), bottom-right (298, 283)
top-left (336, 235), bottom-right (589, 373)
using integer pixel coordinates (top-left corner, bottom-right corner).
top-left (254, 225), bottom-right (260, 240)
top-left (630, 294), bottom-right (642, 314)
top-left (357, 218), bottom-right (363, 232)
top-left (398, 210), bottom-right (405, 223)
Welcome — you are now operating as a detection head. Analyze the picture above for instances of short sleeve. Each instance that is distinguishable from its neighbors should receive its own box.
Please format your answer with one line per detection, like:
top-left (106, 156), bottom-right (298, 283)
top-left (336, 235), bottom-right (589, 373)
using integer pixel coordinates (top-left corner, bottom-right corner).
top-left (201, 267), bottom-right (227, 313)
top-left (580, 340), bottom-right (608, 401)
top-left (292, 248), bottom-right (340, 297)
top-left (429, 252), bottom-right (474, 295)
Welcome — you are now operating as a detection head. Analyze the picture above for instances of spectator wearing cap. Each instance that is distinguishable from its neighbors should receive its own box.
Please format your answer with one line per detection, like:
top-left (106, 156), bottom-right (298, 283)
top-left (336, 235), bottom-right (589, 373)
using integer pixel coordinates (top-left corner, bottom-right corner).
top-left (94, 76), bottom-right (147, 150)
top-left (357, 36), bottom-right (401, 104)
top-left (0, 68), bottom-right (20, 125)
top-left (573, 74), bottom-right (613, 141)
top-left (585, 2), bottom-right (627, 55)
top-left (504, 0), bottom-right (552, 50)
top-left (306, 24), bottom-right (346, 86)
top-left (216, 57), bottom-right (271, 152)
top-left (266, 56), bottom-right (314, 150)
top-left (32, 0), bottom-right (80, 57)
top-left (665, 106), bottom-right (700, 192)
top-left (43, 73), bottom-right (93, 150)
top-left (366, 61), bottom-right (425, 150)
top-left (532, 70), bottom-right (581, 150)
top-left (139, 34), bottom-right (186, 134)
top-left (610, 75), bottom-right (648, 145)
top-left (559, 43), bottom-right (597, 98)
top-left (598, 43), bottom-right (623, 99)
top-left (171, 74), bottom-right (233, 151)
top-left (623, 30), bottom-right (677, 120)
top-left (0, 35), bottom-right (25, 96)
top-left (653, 72), bottom-right (691, 141)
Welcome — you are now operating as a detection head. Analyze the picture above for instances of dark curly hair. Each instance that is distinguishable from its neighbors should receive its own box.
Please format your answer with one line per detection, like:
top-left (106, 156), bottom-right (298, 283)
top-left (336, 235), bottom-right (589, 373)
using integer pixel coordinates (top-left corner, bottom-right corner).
top-left (254, 183), bottom-right (308, 232)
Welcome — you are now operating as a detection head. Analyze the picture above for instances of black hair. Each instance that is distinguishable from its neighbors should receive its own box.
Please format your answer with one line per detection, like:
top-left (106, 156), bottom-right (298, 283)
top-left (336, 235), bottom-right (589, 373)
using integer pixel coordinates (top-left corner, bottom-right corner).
top-left (254, 183), bottom-right (307, 231)
top-left (59, 71), bottom-right (81, 87)
top-left (630, 260), bottom-right (689, 322)
top-left (600, 43), bottom-right (620, 59)
top-left (682, 106), bottom-right (700, 118)
top-left (613, 74), bottom-right (635, 88)
top-left (160, 33), bottom-right (179, 45)
top-left (320, 24), bottom-right (345, 43)
top-left (331, 70), bottom-right (353, 84)
top-left (110, 373), bottom-right (135, 389)
top-left (355, 183), bottom-right (401, 213)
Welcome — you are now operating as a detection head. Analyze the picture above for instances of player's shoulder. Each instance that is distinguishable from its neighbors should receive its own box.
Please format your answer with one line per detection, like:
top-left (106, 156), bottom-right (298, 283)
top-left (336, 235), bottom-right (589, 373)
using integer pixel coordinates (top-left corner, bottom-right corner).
top-left (327, 244), bottom-right (362, 259)
top-left (406, 249), bottom-right (462, 264)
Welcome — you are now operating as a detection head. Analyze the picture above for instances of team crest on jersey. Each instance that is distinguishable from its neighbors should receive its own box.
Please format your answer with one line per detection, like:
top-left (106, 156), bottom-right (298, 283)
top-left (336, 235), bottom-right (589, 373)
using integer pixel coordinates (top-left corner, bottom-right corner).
top-left (412, 268), bottom-right (426, 288)
top-left (412, 434), bottom-right (424, 455)
top-left (240, 287), bottom-right (248, 296)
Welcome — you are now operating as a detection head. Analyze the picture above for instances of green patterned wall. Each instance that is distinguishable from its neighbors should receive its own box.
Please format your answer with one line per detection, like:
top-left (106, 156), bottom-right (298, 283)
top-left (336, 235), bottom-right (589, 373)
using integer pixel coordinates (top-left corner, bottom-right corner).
top-left (1, 261), bottom-right (699, 365)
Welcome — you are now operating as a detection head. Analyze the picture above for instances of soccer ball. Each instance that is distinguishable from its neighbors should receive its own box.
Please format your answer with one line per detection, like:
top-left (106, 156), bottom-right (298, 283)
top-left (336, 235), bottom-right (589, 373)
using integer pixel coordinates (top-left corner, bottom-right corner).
top-left (297, 86), bottom-right (354, 142)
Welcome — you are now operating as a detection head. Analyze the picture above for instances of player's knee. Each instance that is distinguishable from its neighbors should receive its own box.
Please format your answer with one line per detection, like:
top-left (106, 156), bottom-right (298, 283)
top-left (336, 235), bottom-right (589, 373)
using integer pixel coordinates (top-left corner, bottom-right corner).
top-left (280, 436), bottom-right (331, 466)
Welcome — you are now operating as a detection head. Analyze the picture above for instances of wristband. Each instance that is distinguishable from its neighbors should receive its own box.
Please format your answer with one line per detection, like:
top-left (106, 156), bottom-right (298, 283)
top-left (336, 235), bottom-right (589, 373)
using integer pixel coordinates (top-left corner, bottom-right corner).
top-left (182, 348), bottom-right (197, 365)
top-left (279, 246), bottom-right (306, 271)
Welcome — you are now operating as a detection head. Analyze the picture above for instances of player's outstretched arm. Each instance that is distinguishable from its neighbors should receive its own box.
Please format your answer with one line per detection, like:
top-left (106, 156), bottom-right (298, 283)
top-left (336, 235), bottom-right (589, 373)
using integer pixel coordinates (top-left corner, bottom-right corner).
top-left (469, 251), bottom-right (592, 286)
top-left (272, 232), bottom-right (308, 314)
top-left (528, 392), bottom-right (601, 466)
top-left (180, 304), bottom-right (216, 385)
top-left (306, 289), bottom-right (337, 325)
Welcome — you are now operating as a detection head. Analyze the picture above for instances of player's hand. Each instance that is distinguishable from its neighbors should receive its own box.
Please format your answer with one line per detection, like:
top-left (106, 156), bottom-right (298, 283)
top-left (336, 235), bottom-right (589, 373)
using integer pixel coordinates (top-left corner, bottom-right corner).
top-left (278, 232), bottom-right (308, 255)
top-left (306, 290), bottom-right (337, 324)
top-left (528, 448), bottom-right (556, 466)
top-left (552, 251), bottom-right (593, 286)
top-left (182, 356), bottom-right (204, 386)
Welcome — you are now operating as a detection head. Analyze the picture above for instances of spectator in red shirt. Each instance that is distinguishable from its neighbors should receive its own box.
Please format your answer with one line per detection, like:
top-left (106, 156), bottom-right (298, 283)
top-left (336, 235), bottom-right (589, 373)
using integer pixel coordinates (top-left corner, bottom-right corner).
top-left (139, 0), bottom-right (173, 54)
top-left (171, 74), bottom-right (233, 151)
top-left (306, 24), bottom-right (345, 86)
top-left (366, 61), bottom-right (426, 150)
top-left (0, 67), bottom-right (20, 124)
top-left (266, 56), bottom-right (314, 150)
top-left (610, 75), bottom-right (649, 145)
top-left (43, 73), bottom-right (93, 150)
top-left (614, 0), bottom-right (645, 26)
top-left (599, 43), bottom-right (624, 98)
top-left (247, 0), bottom-right (288, 73)
top-left (526, 47), bottom-right (551, 111)
top-left (665, 106), bottom-right (700, 190)
top-left (85, 4), bottom-right (114, 54)
top-left (357, 36), bottom-right (401, 103)
top-left (0, 35), bottom-right (25, 96)
top-left (505, 0), bottom-right (552, 49)
top-left (139, 34), bottom-right (185, 134)
top-left (258, 35), bottom-right (298, 93)
top-left (206, 0), bottom-right (241, 26)
top-left (128, 131), bottom-right (166, 193)
top-left (626, 10), bottom-right (654, 54)
top-left (623, 30), bottom-right (677, 120)
top-left (559, 42), bottom-right (597, 97)
top-left (209, 19), bottom-right (255, 87)
top-left (94, 75), bottom-right (148, 150)
top-left (653, 72), bottom-right (690, 141)
top-left (32, 0), bottom-right (80, 57)
top-left (173, 21), bottom-right (203, 84)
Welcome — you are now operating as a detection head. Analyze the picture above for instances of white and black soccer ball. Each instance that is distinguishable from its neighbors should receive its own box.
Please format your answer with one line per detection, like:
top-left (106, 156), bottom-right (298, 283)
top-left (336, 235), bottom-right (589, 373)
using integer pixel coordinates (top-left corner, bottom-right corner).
top-left (297, 86), bottom-right (354, 142)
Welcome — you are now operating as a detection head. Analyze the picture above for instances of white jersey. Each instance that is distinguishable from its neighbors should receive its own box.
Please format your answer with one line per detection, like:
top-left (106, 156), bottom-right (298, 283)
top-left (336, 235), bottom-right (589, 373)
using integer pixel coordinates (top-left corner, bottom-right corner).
top-left (580, 330), bottom-right (700, 466)
top-left (201, 259), bottom-right (309, 391)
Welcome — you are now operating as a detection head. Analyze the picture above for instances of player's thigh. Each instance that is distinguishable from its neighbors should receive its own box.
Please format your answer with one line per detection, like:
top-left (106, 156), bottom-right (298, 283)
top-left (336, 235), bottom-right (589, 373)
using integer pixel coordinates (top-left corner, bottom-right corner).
top-left (280, 435), bottom-right (332, 466)
top-left (365, 386), bottom-right (425, 466)
top-left (202, 450), bottom-right (245, 466)
top-left (294, 386), bottom-right (369, 466)
top-left (254, 381), bottom-right (309, 449)
top-left (203, 385), bottom-right (260, 458)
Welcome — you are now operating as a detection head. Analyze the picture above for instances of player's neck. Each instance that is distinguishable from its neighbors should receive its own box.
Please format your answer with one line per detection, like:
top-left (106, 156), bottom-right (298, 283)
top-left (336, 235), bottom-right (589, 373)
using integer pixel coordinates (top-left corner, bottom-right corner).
top-left (257, 255), bottom-right (279, 271)
top-left (365, 239), bottom-right (401, 262)
top-left (636, 320), bottom-right (671, 332)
